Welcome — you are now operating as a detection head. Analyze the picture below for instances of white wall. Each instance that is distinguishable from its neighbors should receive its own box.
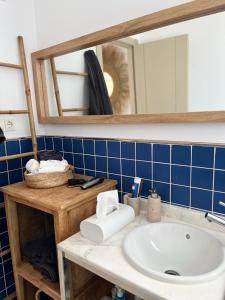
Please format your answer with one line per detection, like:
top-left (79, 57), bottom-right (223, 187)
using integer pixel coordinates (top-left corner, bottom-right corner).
top-left (32, 1), bottom-right (225, 143)
top-left (0, 0), bottom-right (44, 139)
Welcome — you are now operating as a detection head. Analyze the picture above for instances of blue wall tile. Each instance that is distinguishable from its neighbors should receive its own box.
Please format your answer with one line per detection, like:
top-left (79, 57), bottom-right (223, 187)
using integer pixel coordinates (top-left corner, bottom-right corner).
top-left (6, 140), bottom-right (20, 156)
top-left (153, 144), bottom-right (170, 163)
top-left (63, 138), bottom-right (72, 153)
top-left (122, 176), bottom-right (134, 193)
top-left (136, 161), bottom-right (152, 180)
top-left (45, 137), bottom-right (53, 150)
top-left (96, 156), bottom-right (107, 172)
top-left (192, 146), bottom-right (214, 168)
top-left (95, 140), bottom-right (107, 156)
top-left (108, 158), bottom-right (121, 175)
top-left (153, 181), bottom-right (170, 203)
top-left (20, 138), bottom-right (32, 153)
top-left (171, 185), bottom-right (190, 207)
top-left (215, 147), bottom-right (225, 170)
top-left (37, 137), bottom-right (45, 151)
top-left (107, 141), bottom-right (120, 158)
top-left (74, 154), bottom-right (84, 169)
top-left (171, 145), bottom-right (191, 165)
top-left (214, 170), bottom-right (225, 193)
top-left (53, 137), bottom-right (63, 151)
top-left (7, 158), bottom-right (21, 171)
top-left (191, 168), bottom-right (213, 190)
top-left (83, 139), bottom-right (94, 155)
top-left (136, 143), bottom-right (151, 161)
top-left (96, 171), bottom-right (107, 178)
top-left (9, 169), bottom-right (23, 184)
top-left (121, 159), bottom-right (135, 177)
top-left (141, 179), bottom-right (152, 197)
top-left (63, 153), bottom-right (73, 165)
top-left (191, 188), bottom-right (212, 211)
top-left (121, 142), bottom-right (135, 159)
top-left (108, 173), bottom-right (121, 191)
top-left (153, 163), bottom-right (170, 183)
top-left (171, 165), bottom-right (190, 186)
top-left (214, 192), bottom-right (225, 214)
top-left (72, 138), bottom-right (83, 154)
top-left (84, 155), bottom-right (95, 170)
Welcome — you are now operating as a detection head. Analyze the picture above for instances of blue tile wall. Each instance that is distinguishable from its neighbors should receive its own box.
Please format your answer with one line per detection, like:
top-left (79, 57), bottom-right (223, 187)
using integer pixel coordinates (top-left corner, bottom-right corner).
top-left (0, 136), bottom-right (45, 299)
top-left (44, 136), bottom-right (225, 217)
top-left (2, 135), bottom-right (225, 298)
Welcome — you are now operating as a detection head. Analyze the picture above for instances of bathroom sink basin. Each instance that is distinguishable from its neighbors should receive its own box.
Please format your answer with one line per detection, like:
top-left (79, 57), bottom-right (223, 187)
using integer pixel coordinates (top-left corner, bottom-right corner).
top-left (123, 222), bottom-right (225, 284)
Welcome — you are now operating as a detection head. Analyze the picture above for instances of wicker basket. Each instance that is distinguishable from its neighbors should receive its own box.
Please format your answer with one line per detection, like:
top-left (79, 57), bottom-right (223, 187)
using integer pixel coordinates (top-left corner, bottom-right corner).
top-left (24, 165), bottom-right (74, 189)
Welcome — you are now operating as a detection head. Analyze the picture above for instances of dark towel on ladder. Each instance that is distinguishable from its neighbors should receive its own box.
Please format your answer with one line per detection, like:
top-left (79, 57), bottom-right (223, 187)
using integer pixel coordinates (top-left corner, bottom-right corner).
top-left (0, 127), bottom-right (6, 144)
top-left (84, 50), bottom-right (113, 115)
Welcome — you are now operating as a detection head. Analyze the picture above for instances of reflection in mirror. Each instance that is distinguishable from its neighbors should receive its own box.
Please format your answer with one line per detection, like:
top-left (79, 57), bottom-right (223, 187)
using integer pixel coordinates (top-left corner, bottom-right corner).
top-left (44, 11), bottom-right (225, 116)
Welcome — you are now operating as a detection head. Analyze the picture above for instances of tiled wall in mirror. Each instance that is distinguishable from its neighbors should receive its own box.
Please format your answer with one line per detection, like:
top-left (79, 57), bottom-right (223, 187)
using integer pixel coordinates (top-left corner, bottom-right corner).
top-left (43, 11), bottom-right (225, 116)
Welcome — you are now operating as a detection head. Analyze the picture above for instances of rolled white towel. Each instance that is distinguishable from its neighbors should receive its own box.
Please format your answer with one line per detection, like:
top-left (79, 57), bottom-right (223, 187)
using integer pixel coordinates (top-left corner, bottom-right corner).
top-left (26, 159), bottom-right (40, 174)
top-left (39, 159), bottom-right (68, 173)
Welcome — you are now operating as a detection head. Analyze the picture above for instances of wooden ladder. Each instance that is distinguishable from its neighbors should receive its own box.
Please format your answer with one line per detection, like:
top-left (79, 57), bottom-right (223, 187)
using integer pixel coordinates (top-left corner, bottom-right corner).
top-left (0, 36), bottom-right (37, 161)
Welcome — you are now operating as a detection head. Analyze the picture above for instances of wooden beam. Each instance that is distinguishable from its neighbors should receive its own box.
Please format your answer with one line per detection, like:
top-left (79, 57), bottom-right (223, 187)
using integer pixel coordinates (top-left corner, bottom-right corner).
top-left (56, 70), bottom-right (88, 76)
top-left (0, 62), bottom-right (22, 69)
top-left (0, 248), bottom-right (11, 257)
top-left (18, 36), bottom-right (38, 160)
top-left (62, 107), bottom-right (89, 112)
top-left (32, 0), bottom-right (225, 59)
top-left (0, 151), bottom-right (35, 161)
top-left (3, 292), bottom-right (17, 300)
top-left (50, 58), bottom-right (63, 116)
top-left (0, 109), bottom-right (28, 114)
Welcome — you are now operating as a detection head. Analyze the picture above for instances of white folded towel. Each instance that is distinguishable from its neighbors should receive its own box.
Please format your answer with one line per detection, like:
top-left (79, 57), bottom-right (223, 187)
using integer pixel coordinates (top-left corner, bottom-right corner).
top-left (26, 159), bottom-right (40, 174)
top-left (39, 159), bottom-right (68, 173)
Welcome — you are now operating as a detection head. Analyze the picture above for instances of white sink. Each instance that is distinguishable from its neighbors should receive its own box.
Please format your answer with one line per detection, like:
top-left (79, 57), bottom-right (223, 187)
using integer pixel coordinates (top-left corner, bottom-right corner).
top-left (123, 222), bottom-right (225, 284)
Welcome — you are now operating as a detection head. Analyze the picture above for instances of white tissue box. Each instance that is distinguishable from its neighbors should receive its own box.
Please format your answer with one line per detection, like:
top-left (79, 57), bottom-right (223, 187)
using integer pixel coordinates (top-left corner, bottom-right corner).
top-left (80, 203), bottom-right (135, 243)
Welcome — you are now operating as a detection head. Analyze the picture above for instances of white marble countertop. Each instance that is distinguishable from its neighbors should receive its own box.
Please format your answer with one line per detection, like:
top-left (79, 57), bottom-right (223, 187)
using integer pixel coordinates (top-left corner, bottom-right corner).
top-left (58, 204), bottom-right (225, 300)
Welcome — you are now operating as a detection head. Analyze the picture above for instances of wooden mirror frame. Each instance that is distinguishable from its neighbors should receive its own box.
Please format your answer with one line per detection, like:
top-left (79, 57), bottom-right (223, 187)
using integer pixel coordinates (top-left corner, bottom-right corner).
top-left (32, 0), bottom-right (225, 124)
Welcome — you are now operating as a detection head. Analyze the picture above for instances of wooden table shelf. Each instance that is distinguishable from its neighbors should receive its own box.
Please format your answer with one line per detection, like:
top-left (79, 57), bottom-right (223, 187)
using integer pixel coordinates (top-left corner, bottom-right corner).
top-left (17, 262), bottom-right (60, 300)
top-left (2, 175), bottom-right (116, 299)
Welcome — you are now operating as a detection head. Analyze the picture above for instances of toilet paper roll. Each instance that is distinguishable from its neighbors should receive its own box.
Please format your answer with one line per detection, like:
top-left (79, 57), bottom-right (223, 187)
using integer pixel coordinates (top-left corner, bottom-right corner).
top-left (80, 203), bottom-right (135, 243)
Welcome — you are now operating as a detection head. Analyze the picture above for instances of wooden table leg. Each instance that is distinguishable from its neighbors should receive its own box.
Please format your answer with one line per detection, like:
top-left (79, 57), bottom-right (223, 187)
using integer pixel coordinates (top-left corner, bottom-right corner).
top-left (4, 195), bottom-right (24, 300)
top-left (57, 248), bottom-right (67, 300)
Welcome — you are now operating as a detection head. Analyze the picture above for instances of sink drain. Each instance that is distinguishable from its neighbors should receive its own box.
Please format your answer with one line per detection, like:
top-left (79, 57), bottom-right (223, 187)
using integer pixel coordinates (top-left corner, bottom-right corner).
top-left (164, 270), bottom-right (180, 276)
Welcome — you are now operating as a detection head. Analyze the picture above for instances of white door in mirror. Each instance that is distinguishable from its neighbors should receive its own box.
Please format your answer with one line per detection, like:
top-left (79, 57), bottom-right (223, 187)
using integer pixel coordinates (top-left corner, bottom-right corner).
top-left (123, 222), bottom-right (225, 284)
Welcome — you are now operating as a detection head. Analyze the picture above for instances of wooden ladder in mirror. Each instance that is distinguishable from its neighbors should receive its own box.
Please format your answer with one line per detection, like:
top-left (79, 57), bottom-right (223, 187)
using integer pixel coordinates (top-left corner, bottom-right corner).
top-left (0, 36), bottom-right (37, 162)
top-left (50, 57), bottom-right (89, 116)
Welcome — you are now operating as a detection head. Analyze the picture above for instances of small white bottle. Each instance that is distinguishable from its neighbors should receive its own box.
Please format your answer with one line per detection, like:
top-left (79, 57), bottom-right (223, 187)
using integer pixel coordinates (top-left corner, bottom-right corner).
top-left (147, 189), bottom-right (161, 222)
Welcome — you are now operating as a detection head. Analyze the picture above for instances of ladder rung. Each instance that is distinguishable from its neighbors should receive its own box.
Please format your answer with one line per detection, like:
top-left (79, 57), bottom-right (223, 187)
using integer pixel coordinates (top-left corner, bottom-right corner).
top-left (0, 62), bottom-right (23, 70)
top-left (62, 107), bottom-right (89, 112)
top-left (3, 291), bottom-right (17, 300)
top-left (0, 151), bottom-right (35, 161)
top-left (56, 70), bottom-right (88, 76)
top-left (0, 248), bottom-right (10, 258)
top-left (0, 109), bottom-right (28, 114)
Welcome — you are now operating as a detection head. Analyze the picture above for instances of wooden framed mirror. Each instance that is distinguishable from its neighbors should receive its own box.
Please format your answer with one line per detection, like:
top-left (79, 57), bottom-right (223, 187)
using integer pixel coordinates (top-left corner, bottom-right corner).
top-left (32, 0), bottom-right (225, 124)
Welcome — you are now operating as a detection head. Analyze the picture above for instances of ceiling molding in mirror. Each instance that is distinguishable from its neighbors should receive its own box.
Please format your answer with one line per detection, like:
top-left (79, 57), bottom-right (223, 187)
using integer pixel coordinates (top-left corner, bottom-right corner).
top-left (32, 0), bottom-right (225, 124)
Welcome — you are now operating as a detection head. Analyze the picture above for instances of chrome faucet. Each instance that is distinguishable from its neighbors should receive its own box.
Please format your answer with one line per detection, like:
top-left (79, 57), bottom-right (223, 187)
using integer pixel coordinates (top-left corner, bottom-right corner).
top-left (205, 201), bottom-right (225, 227)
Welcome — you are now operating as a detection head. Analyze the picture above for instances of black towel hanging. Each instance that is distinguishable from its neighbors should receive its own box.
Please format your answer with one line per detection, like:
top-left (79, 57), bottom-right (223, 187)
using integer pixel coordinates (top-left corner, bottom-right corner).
top-left (84, 50), bottom-right (113, 115)
top-left (0, 127), bottom-right (6, 144)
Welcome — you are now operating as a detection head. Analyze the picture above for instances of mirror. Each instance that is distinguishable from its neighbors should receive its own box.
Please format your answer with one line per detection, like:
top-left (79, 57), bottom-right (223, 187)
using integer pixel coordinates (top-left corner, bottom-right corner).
top-left (32, 1), bottom-right (225, 123)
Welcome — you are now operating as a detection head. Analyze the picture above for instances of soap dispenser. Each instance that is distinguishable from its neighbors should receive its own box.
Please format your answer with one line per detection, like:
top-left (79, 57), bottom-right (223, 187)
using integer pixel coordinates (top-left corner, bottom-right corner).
top-left (147, 189), bottom-right (161, 222)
